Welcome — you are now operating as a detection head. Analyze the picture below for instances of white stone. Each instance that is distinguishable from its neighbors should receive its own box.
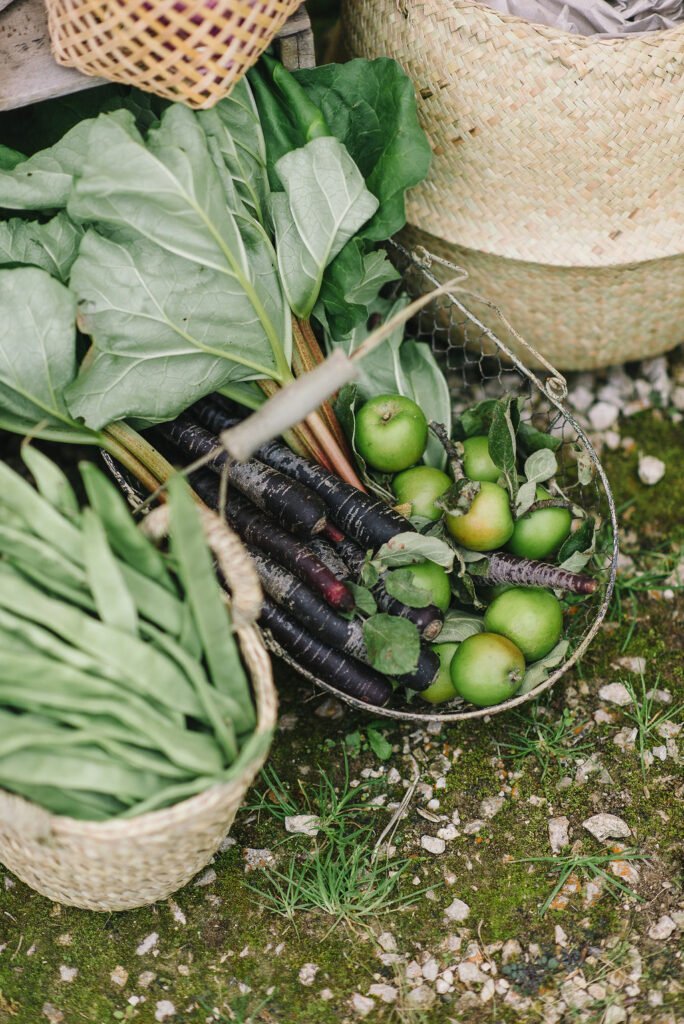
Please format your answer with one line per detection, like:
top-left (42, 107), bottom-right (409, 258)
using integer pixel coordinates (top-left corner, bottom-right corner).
top-left (319, 989), bottom-right (334, 1001)
top-left (615, 656), bottom-right (647, 674)
top-left (386, 767), bottom-right (401, 785)
top-left (421, 835), bottom-right (446, 855)
top-left (671, 385), bottom-right (684, 411)
top-left (638, 454), bottom-right (666, 486)
top-left (501, 939), bottom-right (522, 964)
top-left (298, 963), bottom-right (319, 986)
top-left (603, 1007), bottom-right (626, 1024)
top-left (243, 848), bottom-right (275, 871)
top-left (589, 402), bottom-right (619, 431)
top-left (406, 986), bottom-right (436, 1009)
top-left (582, 814), bottom-right (631, 841)
top-left (138, 971), bottom-right (156, 988)
top-left (154, 1002), bottom-right (175, 1022)
top-left (59, 966), bottom-right (77, 983)
top-left (648, 915), bottom-right (676, 940)
top-left (377, 932), bottom-right (397, 953)
top-left (435, 977), bottom-right (451, 995)
top-left (463, 819), bottom-right (485, 835)
top-left (554, 925), bottom-right (568, 947)
top-left (656, 720), bottom-right (681, 739)
top-left (480, 796), bottom-right (504, 819)
top-left (598, 683), bottom-right (632, 706)
top-left (568, 385), bottom-right (595, 413)
top-left (110, 966), bottom-right (128, 988)
top-left (548, 816), bottom-right (570, 853)
top-left (351, 994), bottom-right (374, 1017)
top-left (193, 867), bottom-right (216, 888)
top-left (480, 978), bottom-right (496, 1003)
top-left (421, 957), bottom-right (439, 982)
top-left (136, 933), bottom-right (159, 956)
top-left (444, 898), bottom-right (470, 922)
top-left (285, 815), bottom-right (320, 837)
top-left (604, 430), bottom-right (621, 451)
top-left (167, 899), bottom-right (186, 925)
top-left (368, 984), bottom-right (397, 1003)
top-left (458, 961), bottom-right (487, 985)
top-left (437, 824), bottom-right (458, 841)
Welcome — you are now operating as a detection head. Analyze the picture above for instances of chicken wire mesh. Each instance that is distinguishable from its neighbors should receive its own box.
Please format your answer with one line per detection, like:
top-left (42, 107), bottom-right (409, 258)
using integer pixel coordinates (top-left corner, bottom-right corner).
top-left (270, 241), bottom-right (619, 721)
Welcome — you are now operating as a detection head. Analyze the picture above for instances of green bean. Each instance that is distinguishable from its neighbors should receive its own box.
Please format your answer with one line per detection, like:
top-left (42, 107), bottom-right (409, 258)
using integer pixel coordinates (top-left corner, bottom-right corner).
top-left (21, 445), bottom-right (80, 519)
top-left (0, 744), bottom-right (164, 801)
top-left (0, 564), bottom-right (204, 719)
top-left (0, 524), bottom-right (85, 588)
top-left (0, 461), bottom-right (82, 559)
top-left (80, 462), bottom-right (175, 593)
top-left (168, 475), bottom-right (254, 727)
top-left (13, 784), bottom-right (127, 821)
top-left (82, 507), bottom-right (138, 635)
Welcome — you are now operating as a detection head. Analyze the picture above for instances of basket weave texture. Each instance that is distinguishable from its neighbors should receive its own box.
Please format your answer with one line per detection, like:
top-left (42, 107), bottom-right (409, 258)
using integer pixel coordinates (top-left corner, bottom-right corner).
top-left (343, 0), bottom-right (684, 368)
top-left (0, 506), bottom-right (277, 911)
top-left (45, 0), bottom-right (302, 109)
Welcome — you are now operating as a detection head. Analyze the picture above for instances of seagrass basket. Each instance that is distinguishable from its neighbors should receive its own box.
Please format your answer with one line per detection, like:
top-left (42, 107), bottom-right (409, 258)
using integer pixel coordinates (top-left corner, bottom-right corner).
top-left (343, 0), bottom-right (684, 370)
top-left (0, 503), bottom-right (277, 911)
top-left (45, 0), bottom-right (303, 108)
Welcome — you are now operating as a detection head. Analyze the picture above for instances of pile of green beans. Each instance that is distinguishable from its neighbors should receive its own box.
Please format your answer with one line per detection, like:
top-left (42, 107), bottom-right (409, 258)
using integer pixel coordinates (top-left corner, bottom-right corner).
top-left (0, 449), bottom-right (266, 820)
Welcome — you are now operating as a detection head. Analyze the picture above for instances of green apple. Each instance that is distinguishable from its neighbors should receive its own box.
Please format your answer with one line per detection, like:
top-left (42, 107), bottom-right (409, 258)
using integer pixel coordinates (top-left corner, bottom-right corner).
top-left (355, 394), bottom-right (428, 474)
top-left (462, 435), bottom-right (500, 483)
top-left (445, 481), bottom-right (514, 552)
top-left (508, 485), bottom-right (572, 560)
top-left (484, 587), bottom-right (563, 662)
top-left (420, 643), bottom-right (459, 703)
top-left (450, 632), bottom-right (525, 707)
top-left (406, 560), bottom-right (452, 613)
top-left (392, 465), bottom-right (452, 521)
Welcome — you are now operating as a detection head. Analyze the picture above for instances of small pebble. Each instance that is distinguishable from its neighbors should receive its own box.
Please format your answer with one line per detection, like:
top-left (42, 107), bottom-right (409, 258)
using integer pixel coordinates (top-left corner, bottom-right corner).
top-left (648, 916), bottom-right (677, 941)
top-left (154, 1001), bottom-right (175, 1022)
top-left (368, 984), bottom-right (397, 1003)
top-left (285, 815), bottom-right (320, 837)
top-left (598, 682), bottom-right (632, 706)
top-left (351, 993), bottom-right (374, 1017)
top-left (299, 963), bottom-right (319, 986)
top-left (110, 966), bottom-right (128, 988)
top-left (589, 402), bottom-right (619, 431)
top-left (421, 835), bottom-right (446, 855)
top-left (638, 454), bottom-right (665, 486)
top-left (548, 816), bottom-right (570, 853)
top-left (582, 813), bottom-right (631, 841)
top-left (444, 898), bottom-right (470, 922)
top-left (377, 932), bottom-right (397, 952)
top-left (136, 932), bottom-right (159, 957)
top-left (58, 966), bottom-right (77, 983)
top-left (480, 796), bottom-right (504, 819)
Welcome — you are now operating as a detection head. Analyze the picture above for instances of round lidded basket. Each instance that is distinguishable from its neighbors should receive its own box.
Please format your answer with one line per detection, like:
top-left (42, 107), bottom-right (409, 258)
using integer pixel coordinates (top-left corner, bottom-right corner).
top-left (45, 0), bottom-right (304, 109)
top-left (0, 504), bottom-right (277, 911)
top-left (265, 242), bottom-right (619, 723)
top-left (342, 0), bottom-right (684, 370)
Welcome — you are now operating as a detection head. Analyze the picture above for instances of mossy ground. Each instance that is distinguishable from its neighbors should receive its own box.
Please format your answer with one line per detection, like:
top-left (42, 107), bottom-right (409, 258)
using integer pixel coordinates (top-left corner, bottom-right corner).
top-left (0, 405), bottom-right (682, 1023)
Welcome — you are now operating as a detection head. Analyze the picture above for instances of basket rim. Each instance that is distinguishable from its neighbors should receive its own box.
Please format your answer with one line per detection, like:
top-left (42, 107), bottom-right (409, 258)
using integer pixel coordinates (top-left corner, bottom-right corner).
top-left (450, 0), bottom-right (684, 47)
top-left (0, 623), bottom-right (277, 838)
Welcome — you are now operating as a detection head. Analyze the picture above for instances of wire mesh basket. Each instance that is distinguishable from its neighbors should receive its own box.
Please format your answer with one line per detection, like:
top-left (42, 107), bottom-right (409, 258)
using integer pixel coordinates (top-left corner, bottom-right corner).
top-left (267, 241), bottom-right (619, 722)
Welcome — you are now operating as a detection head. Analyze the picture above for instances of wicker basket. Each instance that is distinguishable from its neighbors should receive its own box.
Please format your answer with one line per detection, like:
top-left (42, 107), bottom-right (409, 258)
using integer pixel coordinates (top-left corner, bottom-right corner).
top-left (342, 0), bottom-right (684, 370)
top-left (45, 0), bottom-right (303, 109)
top-left (0, 504), bottom-right (277, 911)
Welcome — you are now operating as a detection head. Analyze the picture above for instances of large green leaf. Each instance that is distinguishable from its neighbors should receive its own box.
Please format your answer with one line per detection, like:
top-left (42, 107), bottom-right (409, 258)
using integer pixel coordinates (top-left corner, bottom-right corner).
top-left (198, 79), bottom-right (269, 227)
top-left (0, 267), bottom-right (89, 441)
top-left (294, 58), bottom-right (431, 241)
top-left (272, 137), bottom-right (378, 318)
top-left (0, 213), bottom-right (83, 282)
top-left (67, 106), bottom-right (289, 374)
top-left (66, 230), bottom-right (285, 428)
top-left (0, 110), bottom-right (132, 211)
top-left (314, 239), bottom-right (400, 338)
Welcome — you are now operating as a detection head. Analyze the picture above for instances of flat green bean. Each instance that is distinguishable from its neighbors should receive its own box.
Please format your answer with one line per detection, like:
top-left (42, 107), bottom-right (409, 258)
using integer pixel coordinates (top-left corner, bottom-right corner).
top-left (0, 462), bottom-right (82, 559)
top-left (21, 445), bottom-right (80, 519)
top-left (82, 507), bottom-right (139, 635)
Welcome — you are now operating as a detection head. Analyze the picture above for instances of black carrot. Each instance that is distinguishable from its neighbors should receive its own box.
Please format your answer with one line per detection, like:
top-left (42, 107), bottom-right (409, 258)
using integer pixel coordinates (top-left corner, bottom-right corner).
top-left (192, 473), bottom-right (354, 612)
top-left (192, 401), bottom-right (411, 549)
top-left (249, 548), bottom-right (438, 692)
top-left (480, 552), bottom-right (597, 595)
top-left (156, 417), bottom-right (328, 538)
top-left (260, 598), bottom-right (392, 707)
top-left (335, 536), bottom-right (444, 641)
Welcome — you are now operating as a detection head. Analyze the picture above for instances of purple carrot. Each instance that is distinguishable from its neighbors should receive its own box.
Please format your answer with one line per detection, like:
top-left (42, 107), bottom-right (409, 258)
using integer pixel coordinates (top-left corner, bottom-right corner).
top-left (260, 597), bottom-right (392, 707)
top-left (156, 417), bottom-right (328, 538)
top-left (480, 552), bottom-right (597, 595)
top-left (192, 472), bottom-right (354, 612)
top-left (191, 399), bottom-right (412, 549)
top-left (249, 548), bottom-right (438, 692)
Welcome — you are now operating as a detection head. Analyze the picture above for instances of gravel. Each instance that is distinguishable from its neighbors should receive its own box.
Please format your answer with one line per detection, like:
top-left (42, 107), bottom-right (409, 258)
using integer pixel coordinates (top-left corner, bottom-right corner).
top-left (444, 898), bottom-right (471, 922)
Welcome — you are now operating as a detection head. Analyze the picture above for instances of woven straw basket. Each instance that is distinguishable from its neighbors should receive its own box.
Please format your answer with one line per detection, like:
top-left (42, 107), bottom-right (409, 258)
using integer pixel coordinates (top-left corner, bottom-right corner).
top-left (0, 503), bottom-right (277, 911)
top-left (343, 0), bottom-right (684, 370)
top-left (45, 0), bottom-right (302, 109)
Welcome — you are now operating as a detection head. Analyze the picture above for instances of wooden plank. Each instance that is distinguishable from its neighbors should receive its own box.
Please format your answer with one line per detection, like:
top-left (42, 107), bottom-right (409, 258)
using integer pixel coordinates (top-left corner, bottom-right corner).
top-left (0, 0), bottom-right (102, 113)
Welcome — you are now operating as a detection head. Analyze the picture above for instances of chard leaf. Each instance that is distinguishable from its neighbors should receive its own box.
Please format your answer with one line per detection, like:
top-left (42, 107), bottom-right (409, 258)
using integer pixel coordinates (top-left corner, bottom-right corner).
top-left (293, 58), bottom-right (432, 241)
top-left (0, 110), bottom-right (132, 210)
top-left (198, 79), bottom-right (269, 226)
top-left (66, 231), bottom-right (284, 428)
top-left (384, 568), bottom-right (434, 608)
top-left (67, 106), bottom-right (288, 374)
top-left (363, 612), bottom-right (420, 676)
top-left (374, 533), bottom-right (455, 571)
top-left (437, 608), bottom-right (484, 643)
top-left (0, 145), bottom-right (25, 171)
top-left (488, 397), bottom-right (519, 502)
top-left (272, 136), bottom-right (378, 318)
top-left (0, 213), bottom-right (83, 282)
top-left (314, 240), bottom-right (399, 337)
top-left (0, 267), bottom-right (90, 441)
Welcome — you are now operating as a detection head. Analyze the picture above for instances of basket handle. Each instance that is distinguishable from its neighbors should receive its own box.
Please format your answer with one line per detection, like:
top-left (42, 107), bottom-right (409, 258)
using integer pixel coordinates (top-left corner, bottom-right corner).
top-left (141, 502), bottom-right (263, 629)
